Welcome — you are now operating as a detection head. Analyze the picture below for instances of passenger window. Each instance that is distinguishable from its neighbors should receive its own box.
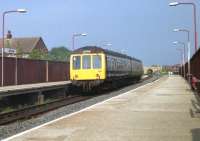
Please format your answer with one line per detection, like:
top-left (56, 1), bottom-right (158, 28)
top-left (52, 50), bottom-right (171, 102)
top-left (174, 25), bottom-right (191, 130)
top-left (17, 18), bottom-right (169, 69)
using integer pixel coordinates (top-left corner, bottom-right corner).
top-left (73, 56), bottom-right (81, 70)
top-left (93, 55), bottom-right (102, 69)
top-left (82, 55), bottom-right (91, 69)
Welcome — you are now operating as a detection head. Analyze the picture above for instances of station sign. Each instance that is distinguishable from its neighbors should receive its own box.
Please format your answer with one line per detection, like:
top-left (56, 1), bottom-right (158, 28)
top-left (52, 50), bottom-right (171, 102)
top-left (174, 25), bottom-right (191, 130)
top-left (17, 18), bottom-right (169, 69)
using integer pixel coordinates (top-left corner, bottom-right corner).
top-left (2, 48), bottom-right (16, 54)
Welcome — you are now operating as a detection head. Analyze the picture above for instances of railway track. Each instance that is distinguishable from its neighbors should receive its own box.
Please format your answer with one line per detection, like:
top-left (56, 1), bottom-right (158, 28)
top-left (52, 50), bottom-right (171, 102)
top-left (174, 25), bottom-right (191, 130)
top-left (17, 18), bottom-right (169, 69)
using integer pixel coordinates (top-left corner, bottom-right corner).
top-left (0, 75), bottom-right (155, 125)
top-left (0, 95), bottom-right (92, 125)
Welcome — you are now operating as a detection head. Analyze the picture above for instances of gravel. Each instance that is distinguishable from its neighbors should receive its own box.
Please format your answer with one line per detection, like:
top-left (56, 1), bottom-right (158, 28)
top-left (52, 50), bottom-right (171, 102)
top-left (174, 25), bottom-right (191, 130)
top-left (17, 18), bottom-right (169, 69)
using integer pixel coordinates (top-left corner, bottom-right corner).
top-left (0, 76), bottom-right (159, 140)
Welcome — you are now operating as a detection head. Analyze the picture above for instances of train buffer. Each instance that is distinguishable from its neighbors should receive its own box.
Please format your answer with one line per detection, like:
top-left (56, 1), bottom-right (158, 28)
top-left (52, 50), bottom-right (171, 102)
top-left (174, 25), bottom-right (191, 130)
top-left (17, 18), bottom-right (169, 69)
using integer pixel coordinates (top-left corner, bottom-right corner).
top-left (3, 75), bottom-right (200, 141)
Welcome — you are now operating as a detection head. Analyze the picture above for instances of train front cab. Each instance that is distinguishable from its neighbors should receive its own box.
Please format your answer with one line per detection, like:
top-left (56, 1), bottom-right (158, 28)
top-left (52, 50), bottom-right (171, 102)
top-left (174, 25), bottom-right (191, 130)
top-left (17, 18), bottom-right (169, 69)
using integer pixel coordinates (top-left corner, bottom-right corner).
top-left (70, 53), bottom-right (106, 90)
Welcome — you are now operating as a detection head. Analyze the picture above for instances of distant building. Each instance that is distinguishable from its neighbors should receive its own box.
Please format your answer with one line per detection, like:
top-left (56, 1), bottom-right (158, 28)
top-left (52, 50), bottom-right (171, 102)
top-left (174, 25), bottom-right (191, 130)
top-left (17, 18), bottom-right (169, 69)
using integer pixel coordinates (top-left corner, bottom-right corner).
top-left (0, 31), bottom-right (48, 58)
top-left (162, 65), bottom-right (180, 73)
top-left (143, 66), bottom-right (162, 74)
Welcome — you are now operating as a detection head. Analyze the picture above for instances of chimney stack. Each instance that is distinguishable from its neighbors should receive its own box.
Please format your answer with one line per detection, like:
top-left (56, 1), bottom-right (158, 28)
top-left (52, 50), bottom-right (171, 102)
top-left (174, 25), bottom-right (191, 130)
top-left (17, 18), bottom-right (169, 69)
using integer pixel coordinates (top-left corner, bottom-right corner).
top-left (6, 30), bottom-right (12, 39)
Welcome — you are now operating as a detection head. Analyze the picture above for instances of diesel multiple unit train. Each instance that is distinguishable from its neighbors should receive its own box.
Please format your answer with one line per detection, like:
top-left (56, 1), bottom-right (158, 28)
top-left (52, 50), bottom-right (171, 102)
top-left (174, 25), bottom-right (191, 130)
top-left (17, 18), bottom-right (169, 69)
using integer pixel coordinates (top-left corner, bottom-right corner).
top-left (70, 46), bottom-right (143, 91)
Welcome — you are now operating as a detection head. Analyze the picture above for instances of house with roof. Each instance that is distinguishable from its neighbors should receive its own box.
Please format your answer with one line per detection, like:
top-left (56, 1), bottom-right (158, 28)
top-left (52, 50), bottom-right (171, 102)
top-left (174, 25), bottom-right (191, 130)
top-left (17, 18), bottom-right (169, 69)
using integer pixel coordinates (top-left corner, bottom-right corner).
top-left (0, 31), bottom-right (48, 58)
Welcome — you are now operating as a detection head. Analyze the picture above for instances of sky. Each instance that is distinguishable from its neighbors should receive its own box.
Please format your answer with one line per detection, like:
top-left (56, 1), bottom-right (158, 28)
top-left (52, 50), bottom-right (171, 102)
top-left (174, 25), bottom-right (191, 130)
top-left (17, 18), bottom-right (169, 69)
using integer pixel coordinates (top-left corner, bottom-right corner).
top-left (0, 0), bottom-right (199, 66)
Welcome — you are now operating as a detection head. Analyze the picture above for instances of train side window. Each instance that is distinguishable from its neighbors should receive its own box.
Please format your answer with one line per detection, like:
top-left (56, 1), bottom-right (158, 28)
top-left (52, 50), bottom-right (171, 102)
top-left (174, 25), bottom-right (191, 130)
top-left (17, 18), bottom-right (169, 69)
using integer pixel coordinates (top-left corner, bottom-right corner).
top-left (93, 55), bottom-right (102, 69)
top-left (73, 56), bottom-right (81, 70)
top-left (82, 55), bottom-right (91, 69)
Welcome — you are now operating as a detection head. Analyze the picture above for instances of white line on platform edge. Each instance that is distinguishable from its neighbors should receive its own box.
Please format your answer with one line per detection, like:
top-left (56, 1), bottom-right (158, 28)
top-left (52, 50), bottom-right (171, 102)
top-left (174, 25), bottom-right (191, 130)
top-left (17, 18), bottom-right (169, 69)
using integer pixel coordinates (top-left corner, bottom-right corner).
top-left (2, 78), bottom-right (160, 141)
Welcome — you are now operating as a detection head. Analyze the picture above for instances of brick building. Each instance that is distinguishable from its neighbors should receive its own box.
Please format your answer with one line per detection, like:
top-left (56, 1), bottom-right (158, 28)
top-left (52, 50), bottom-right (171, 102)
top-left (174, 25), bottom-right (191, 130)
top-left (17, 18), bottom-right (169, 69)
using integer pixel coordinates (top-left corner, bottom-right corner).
top-left (0, 31), bottom-right (48, 58)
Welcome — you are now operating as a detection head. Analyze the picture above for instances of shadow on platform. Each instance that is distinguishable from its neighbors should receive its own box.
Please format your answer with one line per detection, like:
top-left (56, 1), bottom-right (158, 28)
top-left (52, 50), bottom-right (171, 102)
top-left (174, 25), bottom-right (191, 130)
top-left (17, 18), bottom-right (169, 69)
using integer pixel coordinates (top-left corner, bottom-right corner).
top-left (189, 91), bottom-right (200, 118)
top-left (191, 128), bottom-right (200, 141)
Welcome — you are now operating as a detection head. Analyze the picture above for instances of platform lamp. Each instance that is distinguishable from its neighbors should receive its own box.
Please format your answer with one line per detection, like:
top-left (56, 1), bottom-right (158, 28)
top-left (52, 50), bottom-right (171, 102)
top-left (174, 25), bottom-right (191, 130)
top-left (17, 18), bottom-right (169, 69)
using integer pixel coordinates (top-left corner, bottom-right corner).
top-left (72, 33), bottom-right (87, 50)
top-left (173, 41), bottom-right (186, 78)
top-left (169, 2), bottom-right (198, 53)
top-left (176, 48), bottom-right (184, 76)
top-left (2, 9), bottom-right (27, 87)
top-left (173, 28), bottom-right (191, 83)
top-left (103, 43), bottom-right (112, 50)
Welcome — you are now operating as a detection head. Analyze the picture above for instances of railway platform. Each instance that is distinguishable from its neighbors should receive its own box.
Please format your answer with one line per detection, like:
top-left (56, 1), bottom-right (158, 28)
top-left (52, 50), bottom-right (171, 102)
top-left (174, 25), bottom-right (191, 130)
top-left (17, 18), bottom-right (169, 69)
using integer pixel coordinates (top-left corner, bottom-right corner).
top-left (0, 81), bottom-right (71, 97)
top-left (4, 75), bottom-right (200, 141)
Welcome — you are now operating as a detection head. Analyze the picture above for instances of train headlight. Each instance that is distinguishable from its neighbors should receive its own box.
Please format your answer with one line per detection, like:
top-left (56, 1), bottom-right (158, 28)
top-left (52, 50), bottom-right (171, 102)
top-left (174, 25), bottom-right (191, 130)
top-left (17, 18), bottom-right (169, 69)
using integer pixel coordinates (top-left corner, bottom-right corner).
top-left (96, 74), bottom-right (100, 79)
top-left (75, 74), bottom-right (78, 78)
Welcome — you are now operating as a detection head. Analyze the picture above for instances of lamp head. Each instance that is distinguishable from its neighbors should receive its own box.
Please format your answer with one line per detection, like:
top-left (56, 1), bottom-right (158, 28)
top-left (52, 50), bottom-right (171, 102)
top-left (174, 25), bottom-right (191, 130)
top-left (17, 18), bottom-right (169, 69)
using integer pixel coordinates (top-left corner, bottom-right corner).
top-left (173, 29), bottom-right (180, 32)
top-left (169, 2), bottom-right (179, 6)
top-left (81, 33), bottom-right (87, 36)
top-left (106, 43), bottom-right (112, 46)
top-left (173, 41), bottom-right (179, 45)
top-left (17, 9), bottom-right (27, 13)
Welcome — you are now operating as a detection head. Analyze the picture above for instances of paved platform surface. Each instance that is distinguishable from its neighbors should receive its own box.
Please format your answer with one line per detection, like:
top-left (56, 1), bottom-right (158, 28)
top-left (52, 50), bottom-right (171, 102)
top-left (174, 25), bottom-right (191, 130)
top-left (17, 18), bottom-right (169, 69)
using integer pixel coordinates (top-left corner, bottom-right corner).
top-left (0, 81), bottom-right (70, 97)
top-left (5, 76), bottom-right (200, 141)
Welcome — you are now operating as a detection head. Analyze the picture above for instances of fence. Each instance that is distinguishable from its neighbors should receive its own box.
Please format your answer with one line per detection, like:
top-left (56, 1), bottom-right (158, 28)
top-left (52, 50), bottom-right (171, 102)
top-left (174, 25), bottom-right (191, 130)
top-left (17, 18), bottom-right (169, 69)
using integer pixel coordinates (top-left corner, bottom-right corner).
top-left (190, 49), bottom-right (200, 80)
top-left (179, 49), bottom-right (200, 93)
top-left (0, 57), bottom-right (69, 86)
top-left (182, 49), bottom-right (200, 80)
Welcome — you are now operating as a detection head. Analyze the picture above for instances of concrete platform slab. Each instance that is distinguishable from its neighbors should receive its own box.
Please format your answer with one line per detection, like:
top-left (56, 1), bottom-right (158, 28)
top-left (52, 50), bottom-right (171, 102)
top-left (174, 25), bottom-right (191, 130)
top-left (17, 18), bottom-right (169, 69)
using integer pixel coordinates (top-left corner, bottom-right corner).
top-left (4, 76), bottom-right (200, 141)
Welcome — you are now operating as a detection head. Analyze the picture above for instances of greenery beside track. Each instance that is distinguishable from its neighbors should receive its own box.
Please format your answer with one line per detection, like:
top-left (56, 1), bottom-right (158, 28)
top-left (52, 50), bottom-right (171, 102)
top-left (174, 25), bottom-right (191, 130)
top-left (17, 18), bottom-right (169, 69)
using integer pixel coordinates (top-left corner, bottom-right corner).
top-left (28, 46), bottom-right (71, 62)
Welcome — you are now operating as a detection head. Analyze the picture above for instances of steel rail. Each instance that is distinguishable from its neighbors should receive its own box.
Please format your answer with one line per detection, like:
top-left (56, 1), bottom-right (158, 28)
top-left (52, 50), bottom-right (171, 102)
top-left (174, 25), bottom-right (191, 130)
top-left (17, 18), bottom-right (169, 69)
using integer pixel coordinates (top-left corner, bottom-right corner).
top-left (0, 95), bottom-right (92, 125)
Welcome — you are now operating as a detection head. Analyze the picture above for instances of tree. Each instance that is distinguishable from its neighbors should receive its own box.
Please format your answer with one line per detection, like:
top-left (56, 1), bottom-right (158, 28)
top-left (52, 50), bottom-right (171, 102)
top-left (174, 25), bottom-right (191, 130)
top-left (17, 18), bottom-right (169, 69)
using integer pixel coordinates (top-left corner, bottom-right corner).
top-left (29, 49), bottom-right (48, 60)
top-left (151, 64), bottom-right (160, 67)
top-left (48, 46), bottom-right (71, 62)
top-left (16, 41), bottom-right (23, 58)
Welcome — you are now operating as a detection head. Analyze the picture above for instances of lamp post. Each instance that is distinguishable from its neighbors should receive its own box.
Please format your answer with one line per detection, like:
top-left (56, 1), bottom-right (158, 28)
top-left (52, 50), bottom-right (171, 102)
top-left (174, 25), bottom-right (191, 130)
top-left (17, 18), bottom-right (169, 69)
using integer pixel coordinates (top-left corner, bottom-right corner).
top-left (104, 43), bottom-right (112, 46)
top-left (169, 2), bottom-right (198, 52)
top-left (121, 49), bottom-right (126, 54)
top-left (102, 43), bottom-right (112, 50)
top-left (173, 41), bottom-right (186, 78)
top-left (173, 28), bottom-right (191, 83)
top-left (176, 48), bottom-right (184, 76)
top-left (2, 9), bottom-right (27, 87)
top-left (72, 33), bottom-right (87, 50)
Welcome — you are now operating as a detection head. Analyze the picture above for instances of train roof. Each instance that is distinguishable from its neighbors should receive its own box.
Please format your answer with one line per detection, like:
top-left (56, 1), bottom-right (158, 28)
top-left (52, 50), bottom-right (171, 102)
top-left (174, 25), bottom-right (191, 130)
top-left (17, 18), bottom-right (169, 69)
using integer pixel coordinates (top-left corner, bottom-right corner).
top-left (72, 46), bottom-right (142, 63)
